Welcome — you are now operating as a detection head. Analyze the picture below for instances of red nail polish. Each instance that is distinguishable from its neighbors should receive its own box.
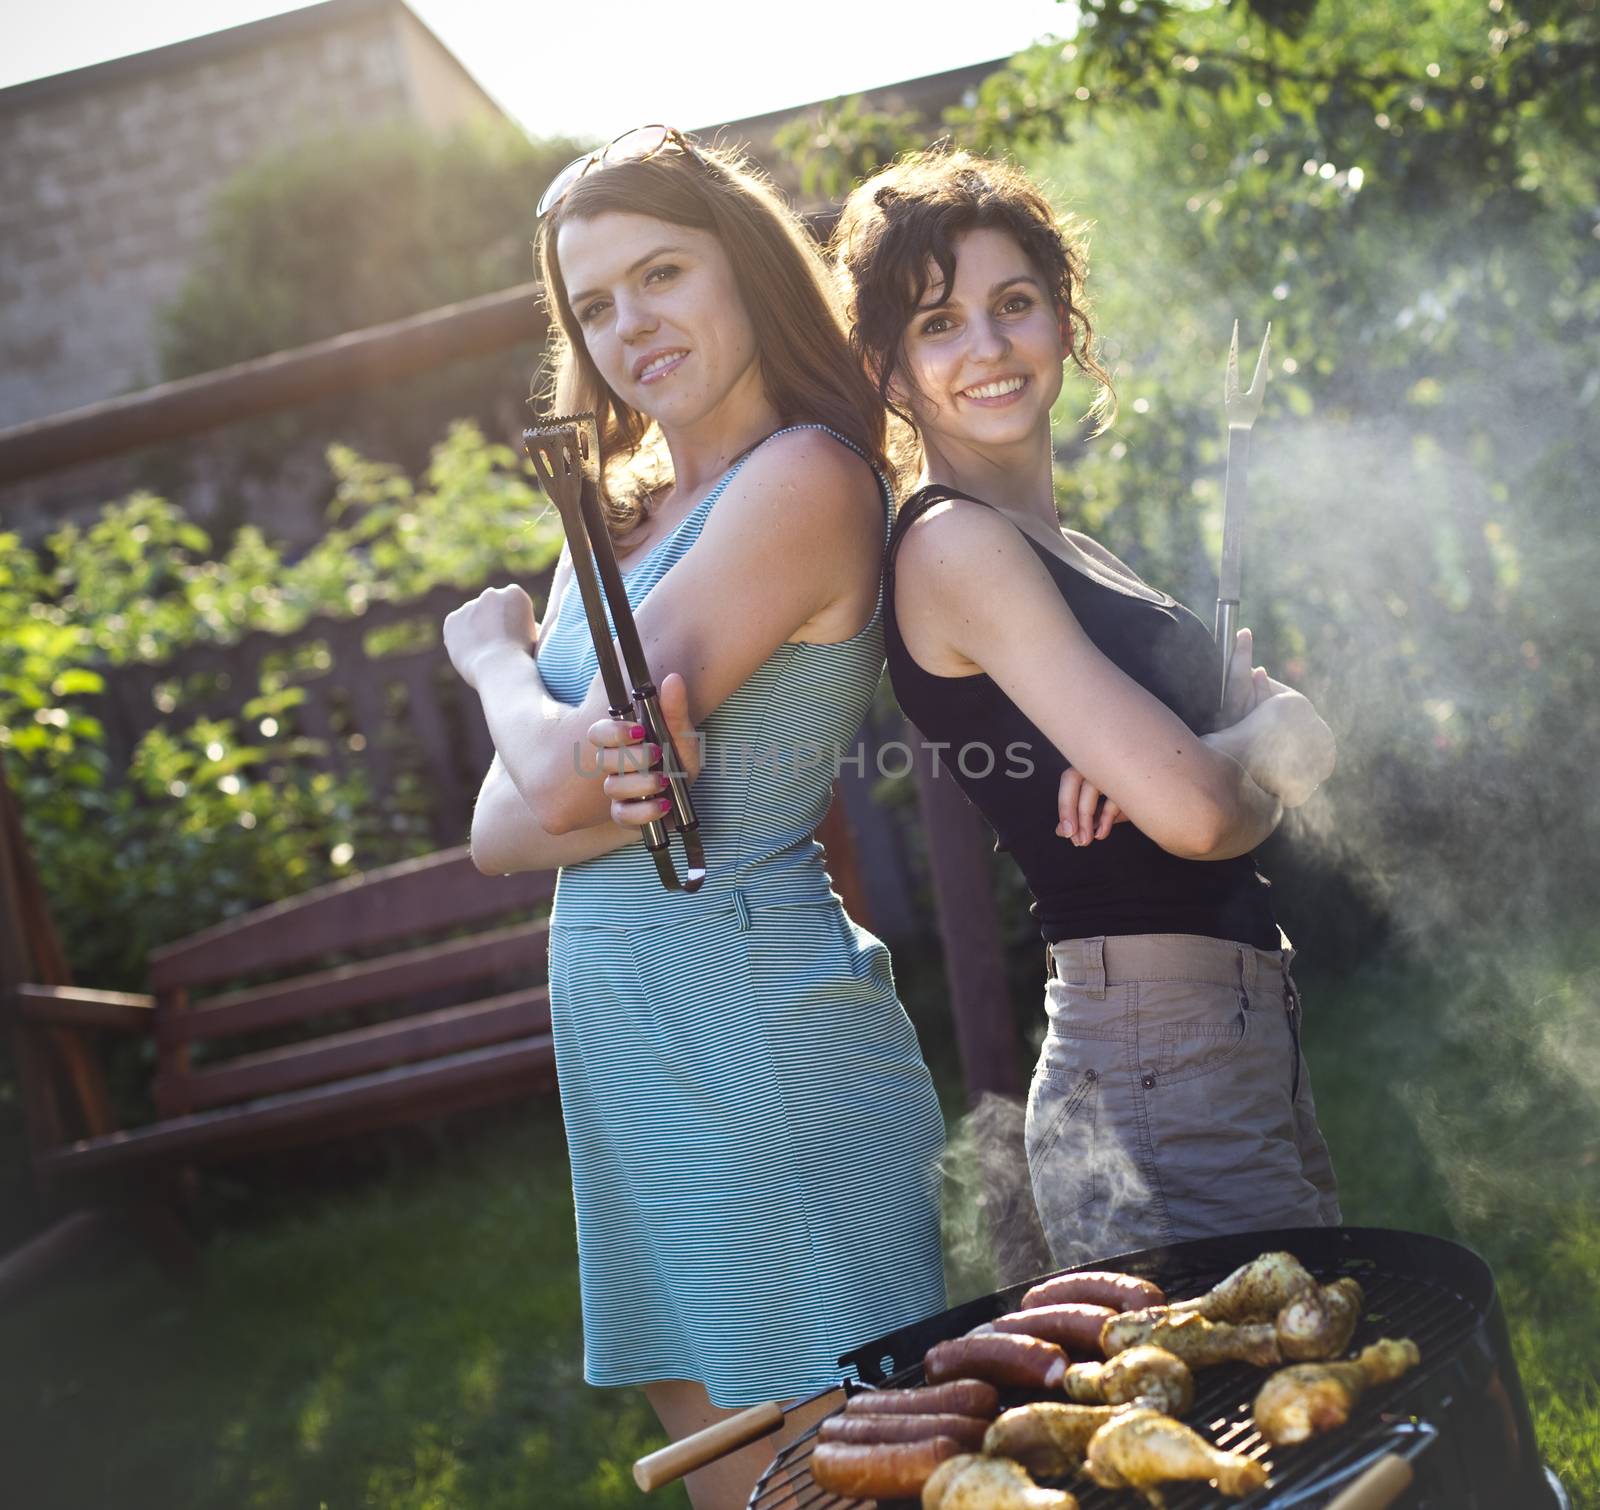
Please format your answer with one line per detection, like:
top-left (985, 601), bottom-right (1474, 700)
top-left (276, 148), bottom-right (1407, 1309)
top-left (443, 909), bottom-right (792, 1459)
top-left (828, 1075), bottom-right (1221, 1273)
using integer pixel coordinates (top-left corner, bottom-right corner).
top-left (631, 724), bottom-right (646, 740)
top-left (658, 797), bottom-right (673, 814)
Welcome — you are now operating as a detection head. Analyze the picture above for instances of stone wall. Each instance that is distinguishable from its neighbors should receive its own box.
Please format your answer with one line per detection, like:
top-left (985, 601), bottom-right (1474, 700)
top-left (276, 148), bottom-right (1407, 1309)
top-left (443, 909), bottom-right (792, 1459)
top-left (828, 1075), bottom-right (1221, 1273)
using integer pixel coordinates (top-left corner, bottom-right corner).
top-left (0, 0), bottom-right (503, 432)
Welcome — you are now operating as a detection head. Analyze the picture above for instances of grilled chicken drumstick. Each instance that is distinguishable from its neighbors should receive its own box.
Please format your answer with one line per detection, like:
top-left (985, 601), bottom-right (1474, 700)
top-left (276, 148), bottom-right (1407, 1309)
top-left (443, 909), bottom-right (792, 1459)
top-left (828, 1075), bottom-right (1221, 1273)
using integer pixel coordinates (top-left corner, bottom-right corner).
top-left (1084, 1407), bottom-right (1270, 1507)
top-left (1104, 1277), bottom-right (1365, 1367)
top-left (1167, 1251), bottom-right (1317, 1322)
top-left (1277, 1276), bottom-right (1363, 1361)
top-left (983, 1401), bottom-right (1121, 1478)
top-left (1064, 1346), bottom-right (1194, 1414)
top-left (1253, 1338), bottom-right (1422, 1445)
top-left (1100, 1308), bottom-right (1282, 1369)
top-left (922, 1452), bottom-right (1079, 1510)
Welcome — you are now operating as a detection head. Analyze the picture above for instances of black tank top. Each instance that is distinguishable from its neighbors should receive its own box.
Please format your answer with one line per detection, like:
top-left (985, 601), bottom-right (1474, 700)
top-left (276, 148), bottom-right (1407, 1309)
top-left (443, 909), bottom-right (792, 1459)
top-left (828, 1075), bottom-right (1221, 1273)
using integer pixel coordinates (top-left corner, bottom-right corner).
top-left (884, 484), bottom-right (1279, 948)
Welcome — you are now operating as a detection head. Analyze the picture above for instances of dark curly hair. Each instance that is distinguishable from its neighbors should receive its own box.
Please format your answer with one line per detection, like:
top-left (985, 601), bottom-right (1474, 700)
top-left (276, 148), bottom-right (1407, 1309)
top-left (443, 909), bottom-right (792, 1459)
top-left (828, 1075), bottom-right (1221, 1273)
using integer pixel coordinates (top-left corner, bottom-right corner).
top-left (831, 148), bottom-right (1116, 480)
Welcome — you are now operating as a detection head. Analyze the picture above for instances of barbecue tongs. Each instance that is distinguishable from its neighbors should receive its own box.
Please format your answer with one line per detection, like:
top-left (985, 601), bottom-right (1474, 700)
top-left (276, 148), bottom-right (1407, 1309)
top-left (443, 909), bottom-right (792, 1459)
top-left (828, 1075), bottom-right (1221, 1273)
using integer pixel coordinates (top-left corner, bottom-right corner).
top-left (524, 413), bottom-right (705, 892)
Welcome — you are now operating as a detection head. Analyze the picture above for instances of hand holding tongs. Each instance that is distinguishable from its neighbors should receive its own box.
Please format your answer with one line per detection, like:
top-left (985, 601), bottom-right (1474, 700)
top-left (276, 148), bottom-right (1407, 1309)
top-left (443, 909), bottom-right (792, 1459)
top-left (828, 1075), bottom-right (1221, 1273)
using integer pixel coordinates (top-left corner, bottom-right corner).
top-left (524, 412), bottom-right (705, 893)
top-left (1216, 319), bottom-right (1271, 713)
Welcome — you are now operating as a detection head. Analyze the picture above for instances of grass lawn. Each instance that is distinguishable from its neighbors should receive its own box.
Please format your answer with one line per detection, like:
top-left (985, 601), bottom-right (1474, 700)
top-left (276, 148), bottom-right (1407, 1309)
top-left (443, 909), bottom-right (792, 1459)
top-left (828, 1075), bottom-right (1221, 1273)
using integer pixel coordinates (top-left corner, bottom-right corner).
top-left (0, 1103), bottom-right (677, 1510)
top-left (2, 943), bottom-right (1596, 1508)
top-left (1298, 942), bottom-right (1600, 1505)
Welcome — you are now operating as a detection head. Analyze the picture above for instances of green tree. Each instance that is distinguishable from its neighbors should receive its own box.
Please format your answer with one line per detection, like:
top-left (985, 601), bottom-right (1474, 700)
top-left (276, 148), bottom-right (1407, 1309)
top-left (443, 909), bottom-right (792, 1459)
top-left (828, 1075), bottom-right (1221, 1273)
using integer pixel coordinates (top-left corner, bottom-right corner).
top-left (774, 95), bottom-right (929, 203)
top-left (789, 0), bottom-right (1600, 955)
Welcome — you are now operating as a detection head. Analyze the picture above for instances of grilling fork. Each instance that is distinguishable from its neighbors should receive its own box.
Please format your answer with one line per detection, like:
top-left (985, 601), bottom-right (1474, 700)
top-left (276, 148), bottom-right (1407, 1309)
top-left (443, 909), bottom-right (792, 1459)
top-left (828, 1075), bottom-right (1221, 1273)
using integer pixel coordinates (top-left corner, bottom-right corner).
top-left (523, 412), bottom-right (705, 893)
top-left (1217, 319), bottom-right (1271, 713)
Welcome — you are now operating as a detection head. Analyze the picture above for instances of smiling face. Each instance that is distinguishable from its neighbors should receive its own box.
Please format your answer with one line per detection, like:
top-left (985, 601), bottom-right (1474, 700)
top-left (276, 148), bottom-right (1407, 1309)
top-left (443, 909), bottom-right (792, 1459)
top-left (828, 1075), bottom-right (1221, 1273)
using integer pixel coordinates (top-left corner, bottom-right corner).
top-left (556, 211), bottom-right (764, 432)
top-left (893, 225), bottom-right (1067, 453)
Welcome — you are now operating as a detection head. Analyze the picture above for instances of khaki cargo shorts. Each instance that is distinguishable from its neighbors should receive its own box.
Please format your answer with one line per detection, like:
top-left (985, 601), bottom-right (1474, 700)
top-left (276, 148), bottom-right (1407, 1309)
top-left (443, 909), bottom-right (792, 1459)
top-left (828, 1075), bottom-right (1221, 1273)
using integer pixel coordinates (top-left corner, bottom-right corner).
top-left (1026, 931), bottom-right (1341, 1268)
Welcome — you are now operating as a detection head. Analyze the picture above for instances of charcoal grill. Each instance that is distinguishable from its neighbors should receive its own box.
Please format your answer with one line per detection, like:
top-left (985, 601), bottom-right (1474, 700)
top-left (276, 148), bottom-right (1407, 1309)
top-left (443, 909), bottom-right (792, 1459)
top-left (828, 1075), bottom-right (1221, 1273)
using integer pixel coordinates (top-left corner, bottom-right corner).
top-left (749, 1226), bottom-right (1566, 1510)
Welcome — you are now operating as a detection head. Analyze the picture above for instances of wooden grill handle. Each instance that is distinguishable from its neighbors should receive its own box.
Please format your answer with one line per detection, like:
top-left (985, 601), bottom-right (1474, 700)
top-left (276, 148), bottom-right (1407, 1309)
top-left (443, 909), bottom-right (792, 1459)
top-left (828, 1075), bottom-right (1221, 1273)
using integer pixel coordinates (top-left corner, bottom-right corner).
top-left (633, 1401), bottom-right (785, 1492)
top-left (1324, 1452), bottom-right (1416, 1510)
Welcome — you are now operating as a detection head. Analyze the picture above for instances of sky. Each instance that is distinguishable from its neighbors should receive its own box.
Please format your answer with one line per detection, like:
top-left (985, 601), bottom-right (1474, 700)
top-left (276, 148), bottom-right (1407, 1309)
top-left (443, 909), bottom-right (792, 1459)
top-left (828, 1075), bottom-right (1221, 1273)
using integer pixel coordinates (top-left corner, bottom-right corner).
top-left (0, 0), bottom-right (1077, 140)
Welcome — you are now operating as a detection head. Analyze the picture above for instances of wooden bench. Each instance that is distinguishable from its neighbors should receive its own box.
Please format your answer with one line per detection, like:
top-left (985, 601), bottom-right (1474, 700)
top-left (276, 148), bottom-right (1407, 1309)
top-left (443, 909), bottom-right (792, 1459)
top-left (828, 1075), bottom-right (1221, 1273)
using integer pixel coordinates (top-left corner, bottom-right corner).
top-left (9, 846), bottom-right (559, 1196)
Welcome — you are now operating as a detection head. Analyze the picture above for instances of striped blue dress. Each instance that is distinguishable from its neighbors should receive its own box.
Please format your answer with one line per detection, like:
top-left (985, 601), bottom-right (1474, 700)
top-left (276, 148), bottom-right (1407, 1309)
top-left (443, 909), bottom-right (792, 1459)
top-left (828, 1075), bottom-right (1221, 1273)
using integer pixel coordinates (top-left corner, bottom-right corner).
top-left (534, 424), bottom-right (947, 1408)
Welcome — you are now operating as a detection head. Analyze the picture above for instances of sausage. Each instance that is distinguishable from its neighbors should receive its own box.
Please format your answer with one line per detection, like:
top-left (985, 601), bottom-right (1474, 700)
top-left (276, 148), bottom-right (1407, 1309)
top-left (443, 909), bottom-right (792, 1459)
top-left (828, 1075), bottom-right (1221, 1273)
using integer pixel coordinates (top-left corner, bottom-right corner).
top-left (818, 1412), bottom-right (990, 1448)
top-left (1021, 1270), bottom-right (1167, 1313)
top-left (810, 1437), bottom-right (963, 1498)
top-left (977, 1303), bottom-right (1116, 1354)
top-left (925, 1334), bottom-right (1068, 1390)
top-left (845, 1379), bottom-right (1001, 1418)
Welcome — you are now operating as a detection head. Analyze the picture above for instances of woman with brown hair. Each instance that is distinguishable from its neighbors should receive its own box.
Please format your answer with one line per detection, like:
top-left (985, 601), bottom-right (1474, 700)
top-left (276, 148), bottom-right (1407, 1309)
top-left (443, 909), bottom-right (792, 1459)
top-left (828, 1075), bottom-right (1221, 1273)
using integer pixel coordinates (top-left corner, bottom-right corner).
top-left (442, 129), bottom-right (945, 1508)
top-left (833, 148), bottom-right (1341, 1269)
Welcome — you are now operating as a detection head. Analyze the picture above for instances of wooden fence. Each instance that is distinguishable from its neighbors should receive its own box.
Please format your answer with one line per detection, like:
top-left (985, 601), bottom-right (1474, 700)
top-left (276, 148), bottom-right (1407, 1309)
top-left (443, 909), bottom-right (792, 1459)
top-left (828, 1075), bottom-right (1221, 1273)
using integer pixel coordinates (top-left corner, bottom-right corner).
top-left (97, 581), bottom-right (499, 849)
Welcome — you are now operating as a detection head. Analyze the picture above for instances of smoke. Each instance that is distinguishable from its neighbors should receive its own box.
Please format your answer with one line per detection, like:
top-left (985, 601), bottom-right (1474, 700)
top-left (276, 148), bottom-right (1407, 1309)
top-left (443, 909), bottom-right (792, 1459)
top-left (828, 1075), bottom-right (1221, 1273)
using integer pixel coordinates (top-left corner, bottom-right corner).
top-left (1239, 376), bottom-right (1600, 1264)
top-left (1239, 381), bottom-right (1600, 963)
top-left (1402, 957), bottom-right (1600, 1248)
top-left (939, 1093), bottom-right (1051, 1298)
top-left (939, 1085), bottom-right (1184, 1295)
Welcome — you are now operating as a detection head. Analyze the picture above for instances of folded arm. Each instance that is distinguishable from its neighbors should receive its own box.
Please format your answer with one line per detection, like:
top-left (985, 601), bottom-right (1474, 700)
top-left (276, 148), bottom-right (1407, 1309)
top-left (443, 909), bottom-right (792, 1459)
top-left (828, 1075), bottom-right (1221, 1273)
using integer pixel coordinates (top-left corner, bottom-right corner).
top-left (894, 500), bottom-right (1284, 861)
top-left (476, 431), bottom-right (882, 836)
top-left (469, 754), bottom-right (642, 875)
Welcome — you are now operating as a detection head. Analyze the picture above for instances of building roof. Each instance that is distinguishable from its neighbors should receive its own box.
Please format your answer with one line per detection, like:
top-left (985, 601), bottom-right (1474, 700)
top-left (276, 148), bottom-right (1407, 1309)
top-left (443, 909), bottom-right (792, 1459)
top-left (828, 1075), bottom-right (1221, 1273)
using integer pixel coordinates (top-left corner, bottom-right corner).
top-left (699, 56), bottom-right (1005, 146)
top-left (0, 0), bottom-right (492, 114)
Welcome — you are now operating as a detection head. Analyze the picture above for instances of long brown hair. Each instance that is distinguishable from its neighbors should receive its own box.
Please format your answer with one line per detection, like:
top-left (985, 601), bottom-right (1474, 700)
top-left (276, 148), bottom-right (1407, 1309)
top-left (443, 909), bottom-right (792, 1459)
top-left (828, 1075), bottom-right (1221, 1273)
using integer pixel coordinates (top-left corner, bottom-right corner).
top-left (535, 140), bottom-right (887, 539)
top-left (831, 147), bottom-right (1116, 481)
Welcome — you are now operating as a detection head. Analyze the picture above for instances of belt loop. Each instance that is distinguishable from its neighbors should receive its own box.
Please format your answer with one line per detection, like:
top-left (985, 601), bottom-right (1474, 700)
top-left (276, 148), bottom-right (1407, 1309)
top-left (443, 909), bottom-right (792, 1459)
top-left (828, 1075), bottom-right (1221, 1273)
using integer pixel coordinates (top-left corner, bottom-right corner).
top-left (1055, 937), bottom-right (1106, 997)
top-left (732, 889), bottom-right (752, 933)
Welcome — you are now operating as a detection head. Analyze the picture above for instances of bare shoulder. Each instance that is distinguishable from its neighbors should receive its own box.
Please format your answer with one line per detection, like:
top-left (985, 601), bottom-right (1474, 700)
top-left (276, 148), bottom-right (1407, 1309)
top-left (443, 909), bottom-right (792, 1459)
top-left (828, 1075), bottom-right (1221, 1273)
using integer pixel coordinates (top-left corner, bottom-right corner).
top-left (715, 426), bottom-right (881, 534)
top-left (894, 495), bottom-right (1033, 597)
top-left (894, 496), bottom-right (1093, 674)
top-left (753, 424), bottom-right (878, 482)
top-left (700, 431), bottom-right (883, 585)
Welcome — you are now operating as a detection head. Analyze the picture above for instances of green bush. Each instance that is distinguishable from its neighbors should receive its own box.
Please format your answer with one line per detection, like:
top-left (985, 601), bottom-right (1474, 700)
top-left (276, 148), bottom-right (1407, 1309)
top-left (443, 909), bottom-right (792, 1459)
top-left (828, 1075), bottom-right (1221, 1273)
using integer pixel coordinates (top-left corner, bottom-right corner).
top-left (1, 423), bottom-right (562, 992)
top-left (159, 120), bottom-right (579, 379)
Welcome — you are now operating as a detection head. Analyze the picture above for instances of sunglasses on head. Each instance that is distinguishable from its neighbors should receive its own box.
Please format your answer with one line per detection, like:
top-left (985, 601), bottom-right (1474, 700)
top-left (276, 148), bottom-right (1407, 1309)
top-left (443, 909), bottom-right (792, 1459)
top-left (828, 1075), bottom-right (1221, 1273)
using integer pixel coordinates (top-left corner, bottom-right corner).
top-left (537, 124), bottom-right (704, 218)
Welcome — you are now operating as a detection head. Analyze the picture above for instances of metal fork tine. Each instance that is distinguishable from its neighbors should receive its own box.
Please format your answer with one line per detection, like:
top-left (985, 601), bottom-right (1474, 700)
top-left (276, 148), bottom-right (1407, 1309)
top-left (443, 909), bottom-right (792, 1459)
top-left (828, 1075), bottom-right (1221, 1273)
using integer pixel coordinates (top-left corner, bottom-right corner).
top-left (1249, 321), bottom-right (1272, 398)
top-left (525, 437), bottom-right (553, 491)
top-left (525, 432), bottom-right (571, 497)
top-left (1224, 319), bottom-right (1272, 427)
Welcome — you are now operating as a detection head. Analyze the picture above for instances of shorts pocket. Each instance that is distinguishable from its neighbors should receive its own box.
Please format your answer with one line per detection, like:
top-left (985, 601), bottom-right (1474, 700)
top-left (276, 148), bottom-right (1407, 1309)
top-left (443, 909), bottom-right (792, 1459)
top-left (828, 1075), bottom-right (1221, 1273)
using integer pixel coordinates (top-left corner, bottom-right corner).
top-left (1150, 980), bottom-right (1252, 1085)
top-left (1025, 1059), bottom-right (1100, 1226)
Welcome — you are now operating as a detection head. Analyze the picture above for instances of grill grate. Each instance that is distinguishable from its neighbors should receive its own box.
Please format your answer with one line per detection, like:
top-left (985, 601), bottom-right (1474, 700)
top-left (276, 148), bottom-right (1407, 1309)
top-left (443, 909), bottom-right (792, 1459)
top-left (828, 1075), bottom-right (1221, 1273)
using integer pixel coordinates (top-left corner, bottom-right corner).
top-left (749, 1244), bottom-right (1484, 1510)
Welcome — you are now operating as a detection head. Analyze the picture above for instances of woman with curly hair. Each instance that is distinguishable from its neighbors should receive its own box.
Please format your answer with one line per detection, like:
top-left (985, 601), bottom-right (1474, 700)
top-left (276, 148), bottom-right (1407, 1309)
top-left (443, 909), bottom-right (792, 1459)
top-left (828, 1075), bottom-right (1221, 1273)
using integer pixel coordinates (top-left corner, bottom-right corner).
top-left (833, 149), bottom-right (1341, 1267)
